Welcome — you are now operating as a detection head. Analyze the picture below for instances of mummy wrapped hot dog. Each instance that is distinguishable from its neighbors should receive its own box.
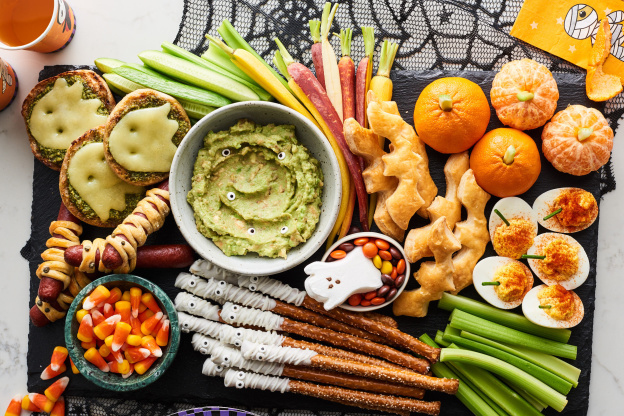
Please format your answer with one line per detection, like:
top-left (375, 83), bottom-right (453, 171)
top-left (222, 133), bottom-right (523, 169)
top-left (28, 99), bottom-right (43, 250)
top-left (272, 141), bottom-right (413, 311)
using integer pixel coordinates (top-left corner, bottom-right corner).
top-left (175, 273), bottom-right (387, 344)
top-left (63, 181), bottom-right (171, 274)
top-left (220, 302), bottom-right (430, 373)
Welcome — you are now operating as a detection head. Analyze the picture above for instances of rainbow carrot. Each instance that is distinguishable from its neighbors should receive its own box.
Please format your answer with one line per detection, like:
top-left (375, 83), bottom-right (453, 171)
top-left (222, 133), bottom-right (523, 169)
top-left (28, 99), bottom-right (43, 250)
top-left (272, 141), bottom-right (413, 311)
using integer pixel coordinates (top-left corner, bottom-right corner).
top-left (309, 20), bottom-right (325, 90)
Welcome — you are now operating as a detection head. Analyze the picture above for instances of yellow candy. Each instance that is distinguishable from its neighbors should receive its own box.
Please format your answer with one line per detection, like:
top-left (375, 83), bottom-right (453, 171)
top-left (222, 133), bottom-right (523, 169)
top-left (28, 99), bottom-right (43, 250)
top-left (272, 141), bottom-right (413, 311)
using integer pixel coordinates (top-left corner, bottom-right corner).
top-left (373, 255), bottom-right (382, 269)
top-left (121, 290), bottom-right (131, 302)
top-left (380, 260), bottom-right (393, 275)
top-left (126, 334), bottom-right (142, 346)
top-left (105, 334), bottom-right (114, 348)
top-left (99, 344), bottom-right (111, 358)
top-left (76, 309), bottom-right (89, 323)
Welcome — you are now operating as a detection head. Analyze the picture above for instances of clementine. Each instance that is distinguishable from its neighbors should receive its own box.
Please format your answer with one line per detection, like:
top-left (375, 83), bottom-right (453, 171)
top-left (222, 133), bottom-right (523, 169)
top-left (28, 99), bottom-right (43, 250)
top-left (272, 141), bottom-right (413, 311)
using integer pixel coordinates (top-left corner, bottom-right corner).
top-left (470, 128), bottom-right (541, 198)
top-left (413, 77), bottom-right (490, 154)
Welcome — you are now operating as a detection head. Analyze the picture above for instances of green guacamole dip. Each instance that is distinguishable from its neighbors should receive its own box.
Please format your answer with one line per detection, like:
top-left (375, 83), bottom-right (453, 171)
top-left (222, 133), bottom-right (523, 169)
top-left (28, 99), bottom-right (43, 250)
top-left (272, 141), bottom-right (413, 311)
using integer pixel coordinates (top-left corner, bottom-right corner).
top-left (188, 119), bottom-right (324, 259)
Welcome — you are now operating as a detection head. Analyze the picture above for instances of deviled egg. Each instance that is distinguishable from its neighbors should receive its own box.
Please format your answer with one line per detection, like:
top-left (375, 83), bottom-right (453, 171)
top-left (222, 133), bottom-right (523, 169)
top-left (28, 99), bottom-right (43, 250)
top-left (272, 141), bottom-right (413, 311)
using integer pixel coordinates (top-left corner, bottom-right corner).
top-left (533, 187), bottom-right (598, 233)
top-left (473, 256), bottom-right (534, 309)
top-left (489, 197), bottom-right (538, 259)
top-left (525, 232), bottom-right (589, 290)
top-left (522, 284), bottom-right (584, 328)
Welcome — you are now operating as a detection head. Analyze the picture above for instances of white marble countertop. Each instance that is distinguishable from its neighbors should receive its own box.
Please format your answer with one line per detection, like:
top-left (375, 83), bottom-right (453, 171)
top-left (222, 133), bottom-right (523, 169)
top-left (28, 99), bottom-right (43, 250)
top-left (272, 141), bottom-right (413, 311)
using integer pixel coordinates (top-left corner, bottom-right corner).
top-left (0, 1), bottom-right (623, 414)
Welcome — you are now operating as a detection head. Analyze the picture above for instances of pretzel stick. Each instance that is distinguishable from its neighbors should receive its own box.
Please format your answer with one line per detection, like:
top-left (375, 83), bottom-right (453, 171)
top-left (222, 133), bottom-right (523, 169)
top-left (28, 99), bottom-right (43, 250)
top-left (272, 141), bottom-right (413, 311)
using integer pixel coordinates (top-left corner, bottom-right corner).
top-left (178, 309), bottom-right (402, 370)
top-left (225, 368), bottom-right (441, 415)
top-left (65, 181), bottom-right (170, 274)
top-left (192, 333), bottom-right (424, 399)
top-left (301, 296), bottom-right (440, 363)
top-left (221, 302), bottom-right (429, 373)
top-left (175, 273), bottom-right (388, 344)
top-left (241, 341), bottom-right (457, 395)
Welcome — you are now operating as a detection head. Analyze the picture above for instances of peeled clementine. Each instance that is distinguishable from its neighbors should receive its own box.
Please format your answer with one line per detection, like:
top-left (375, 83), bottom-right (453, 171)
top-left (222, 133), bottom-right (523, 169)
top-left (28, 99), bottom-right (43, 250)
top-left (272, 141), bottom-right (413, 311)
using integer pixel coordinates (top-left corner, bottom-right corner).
top-left (414, 77), bottom-right (490, 154)
top-left (470, 128), bottom-right (541, 198)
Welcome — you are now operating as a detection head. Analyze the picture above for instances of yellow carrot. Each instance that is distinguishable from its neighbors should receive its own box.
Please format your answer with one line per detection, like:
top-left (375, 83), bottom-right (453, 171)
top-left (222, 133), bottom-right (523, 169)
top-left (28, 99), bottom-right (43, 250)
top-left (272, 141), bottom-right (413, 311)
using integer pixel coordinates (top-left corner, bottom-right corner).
top-left (321, 2), bottom-right (343, 120)
top-left (369, 39), bottom-right (399, 147)
top-left (206, 35), bottom-right (321, 130)
top-left (338, 181), bottom-right (357, 239)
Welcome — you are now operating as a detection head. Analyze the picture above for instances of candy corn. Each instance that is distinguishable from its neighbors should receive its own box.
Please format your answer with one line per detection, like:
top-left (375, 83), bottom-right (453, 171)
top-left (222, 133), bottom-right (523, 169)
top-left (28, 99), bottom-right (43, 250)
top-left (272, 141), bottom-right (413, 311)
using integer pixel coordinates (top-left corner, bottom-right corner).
top-left (28, 393), bottom-right (54, 413)
top-left (93, 314), bottom-right (121, 340)
top-left (138, 303), bottom-right (148, 314)
top-left (99, 344), bottom-right (111, 358)
top-left (81, 339), bottom-right (97, 350)
top-left (130, 315), bottom-right (142, 336)
top-left (138, 308), bottom-right (154, 323)
top-left (4, 394), bottom-right (21, 416)
top-left (83, 285), bottom-right (110, 310)
top-left (49, 346), bottom-right (68, 372)
top-left (41, 363), bottom-right (66, 380)
top-left (77, 314), bottom-right (94, 343)
top-left (50, 397), bottom-right (65, 416)
top-left (110, 348), bottom-right (124, 364)
top-left (84, 347), bottom-right (109, 372)
top-left (156, 319), bottom-right (170, 347)
top-left (122, 363), bottom-right (134, 379)
top-left (130, 287), bottom-right (142, 318)
top-left (105, 287), bottom-right (122, 305)
top-left (134, 356), bottom-right (157, 375)
top-left (121, 290), bottom-right (131, 302)
top-left (125, 334), bottom-right (142, 347)
top-left (141, 312), bottom-right (162, 336)
top-left (141, 293), bottom-right (161, 313)
top-left (124, 347), bottom-right (150, 364)
top-left (115, 301), bottom-right (131, 323)
top-left (91, 309), bottom-right (105, 327)
top-left (151, 315), bottom-right (165, 337)
top-left (21, 395), bottom-right (40, 412)
top-left (109, 359), bottom-right (130, 375)
top-left (75, 309), bottom-right (89, 323)
top-left (141, 335), bottom-right (162, 358)
top-left (102, 303), bottom-right (114, 319)
top-left (44, 376), bottom-right (69, 402)
top-left (111, 322), bottom-right (132, 352)
top-left (69, 358), bottom-right (79, 374)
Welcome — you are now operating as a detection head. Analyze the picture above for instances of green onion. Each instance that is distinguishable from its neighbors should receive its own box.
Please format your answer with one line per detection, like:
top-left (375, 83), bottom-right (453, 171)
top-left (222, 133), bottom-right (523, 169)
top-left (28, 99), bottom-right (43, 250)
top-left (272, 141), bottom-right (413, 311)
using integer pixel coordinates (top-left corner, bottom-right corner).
top-left (420, 334), bottom-right (501, 416)
top-left (444, 344), bottom-right (541, 415)
top-left (440, 348), bottom-right (568, 412)
top-left (460, 331), bottom-right (580, 387)
top-left (438, 293), bottom-right (571, 343)
top-left (449, 309), bottom-right (577, 360)
top-left (442, 327), bottom-right (572, 394)
top-left (543, 208), bottom-right (562, 221)
top-left (482, 281), bottom-right (500, 286)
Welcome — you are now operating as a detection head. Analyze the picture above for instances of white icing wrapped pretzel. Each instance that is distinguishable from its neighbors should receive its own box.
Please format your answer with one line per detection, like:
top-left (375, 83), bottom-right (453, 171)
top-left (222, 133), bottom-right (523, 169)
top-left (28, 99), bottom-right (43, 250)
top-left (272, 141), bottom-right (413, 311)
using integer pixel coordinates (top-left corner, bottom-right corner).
top-left (241, 341), bottom-right (318, 366)
top-left (190, 259), bottom-right (245, 284)
top-left (174, 292), bottom-right (220, 321)
top-left (238, 275), bottom-right (307, 306)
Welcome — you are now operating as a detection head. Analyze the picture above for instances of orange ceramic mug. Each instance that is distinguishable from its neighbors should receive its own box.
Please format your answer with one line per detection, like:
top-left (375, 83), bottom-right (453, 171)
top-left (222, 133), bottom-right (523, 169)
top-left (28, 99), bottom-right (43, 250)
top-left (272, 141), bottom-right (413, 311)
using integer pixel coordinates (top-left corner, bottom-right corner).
top-left (0, 58), bottom-right (18, 111)
top-left (0, 0), bottom-right (76, 53)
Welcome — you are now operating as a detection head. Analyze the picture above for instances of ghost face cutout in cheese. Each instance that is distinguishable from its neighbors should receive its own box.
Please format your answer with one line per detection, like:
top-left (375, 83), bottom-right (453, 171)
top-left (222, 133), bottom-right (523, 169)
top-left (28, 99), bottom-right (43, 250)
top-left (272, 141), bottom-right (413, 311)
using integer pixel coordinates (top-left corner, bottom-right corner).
top-left (67, 142), bottom-right (145, 222)
top-left (107, 103), bottom-right (179, 173)
top-left (29, 78), bottom-right (108, 149)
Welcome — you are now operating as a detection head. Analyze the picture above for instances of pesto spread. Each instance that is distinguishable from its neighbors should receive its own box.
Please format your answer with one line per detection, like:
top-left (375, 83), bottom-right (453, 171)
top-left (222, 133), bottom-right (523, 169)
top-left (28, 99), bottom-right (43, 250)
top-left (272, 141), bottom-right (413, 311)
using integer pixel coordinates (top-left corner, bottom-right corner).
top-left (188, 119), bottom-right (323, 259)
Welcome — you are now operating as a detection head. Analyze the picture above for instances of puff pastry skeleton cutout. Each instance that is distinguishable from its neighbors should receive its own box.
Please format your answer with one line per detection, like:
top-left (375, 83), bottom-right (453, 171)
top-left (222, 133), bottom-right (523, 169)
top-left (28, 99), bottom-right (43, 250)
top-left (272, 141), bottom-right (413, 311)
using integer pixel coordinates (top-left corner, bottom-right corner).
top-left (392, 217), bottom-right (462, 317)
top-left (403, 152), bottom-right (469, 263)
top-left (451, 169), bottom-right (491, 294)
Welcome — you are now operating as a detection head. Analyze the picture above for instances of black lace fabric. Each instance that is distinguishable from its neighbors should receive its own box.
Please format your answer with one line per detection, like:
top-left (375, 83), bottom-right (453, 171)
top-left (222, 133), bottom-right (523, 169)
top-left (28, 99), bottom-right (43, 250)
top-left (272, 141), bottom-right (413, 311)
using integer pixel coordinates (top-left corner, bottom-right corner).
top-left (54, 0), bottom-right (617, 414)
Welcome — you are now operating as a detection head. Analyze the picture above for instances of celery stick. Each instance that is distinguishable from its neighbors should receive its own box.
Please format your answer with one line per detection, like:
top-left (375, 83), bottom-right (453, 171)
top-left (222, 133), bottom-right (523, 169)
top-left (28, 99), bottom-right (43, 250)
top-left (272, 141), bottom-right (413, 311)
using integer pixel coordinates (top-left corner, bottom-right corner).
top-left (438, 293), bottom-right (571, 343)
top-left (435, 330), bottom-right (451, 347)
top-left (449, 309), bottom-right (577, 360)
top-left (420, 334), bottom-right (501, 416)
top-left (202, 42), bottom-right (258, 85)
top-left (217, 20), bottom-right (291, 92)
top-left (506, 383), bottom-right (547, 412)
top-left (442, 328), bottom-right (573, 394)
top-left (461, 331), bottom-right (580, 387)
top-left (441, 348), bottom-right (569, 412)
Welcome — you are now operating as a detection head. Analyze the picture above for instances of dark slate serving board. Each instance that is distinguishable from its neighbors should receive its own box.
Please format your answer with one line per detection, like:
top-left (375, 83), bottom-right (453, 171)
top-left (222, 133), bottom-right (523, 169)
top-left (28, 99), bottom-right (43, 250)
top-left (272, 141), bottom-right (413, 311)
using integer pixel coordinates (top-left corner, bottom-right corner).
top-left (22, 66), bottom-right (599, 415)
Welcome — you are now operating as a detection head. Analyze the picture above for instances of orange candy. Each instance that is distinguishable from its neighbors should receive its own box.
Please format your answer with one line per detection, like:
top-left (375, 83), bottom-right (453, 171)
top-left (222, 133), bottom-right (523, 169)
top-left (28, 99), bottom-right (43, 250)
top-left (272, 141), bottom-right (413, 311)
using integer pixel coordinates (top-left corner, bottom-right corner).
top-left (91, 310), bottom-right (105, 327)
top-left (347, 294), bottom-right (362, 306)
top-left (138, 309), bottom-right (155, 323)
top-left (374, 239), bottom-right (390, 250)
top-left (111, 322), bottom-right (132, 352)
top-left (378, 250), bottom-right (392, 261)
top-left (83, 285), bottom-right (110, 310)
top-left (49, 346), bottom-right (68, 372)
top-left (105, 287), bottom-right (123, 305)
top-left (362, 242), bottom-right (378, 258)
top-left (93, 315), bottom-right (121, 340)
top-left (397, 259), bottom-right (406, 274)
top-left (330, 250), bottom-right (346, 260)
top-left (109, 359), bottom-right (131, 375)
top-left (28, 394), bottom-right (54, 413)
top-left (360, 300), bottom-right (372, 307)
top-left (141, 311), bottom-right (163, 336)
top-left (155, 319), bottom-right (170, 347)
top-left (364, 291), bottom-right (377, 300)
top-left (41, 362), bottom-right (67, 380)
top-left (110, 349), bottom-right (124, 364)
top-left (370, 297), bottom-right (386, 305)
top-left (141, 293), bottom-right (161, 314)
top-left (99, 344), bottom-right (111, 358)
top-left (50, 397), bottom-right (65, 416)
top-left (115, 301), bottom-right (132, 323)
top-left (102, 303), bottom-right (114, 319)
top-left (70, 358), bottom-right (79, 374)
top-left (134, 356), bottom-right (157, 375)
top-left (21, 394), bottom-right (40, 412)
top-left (353, 237), bottom-right (369, 246)
top-left (44, 376), bottom-right (69, 402)
top-left (84, 347), bottom-right (109, 372)
top-left (130, 287), bottom-right (142, 318)
top-left (77, 314), bottom-right (94, 343)
top-left (130, 315), bottom-right (143, 336)
top-left (4, 394), bottom-right (21, 416)
top-left (124, 347), bottom-right (151, 364)
top-left (141, 335), bottom-right (163, 357)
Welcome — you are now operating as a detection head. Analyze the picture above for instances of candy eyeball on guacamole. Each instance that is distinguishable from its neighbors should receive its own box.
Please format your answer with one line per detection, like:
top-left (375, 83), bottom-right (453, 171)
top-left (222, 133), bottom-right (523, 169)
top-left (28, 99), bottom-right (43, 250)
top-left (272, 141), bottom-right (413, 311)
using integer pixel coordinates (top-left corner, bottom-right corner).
top-left (187, 119), bottom-right (324, 259)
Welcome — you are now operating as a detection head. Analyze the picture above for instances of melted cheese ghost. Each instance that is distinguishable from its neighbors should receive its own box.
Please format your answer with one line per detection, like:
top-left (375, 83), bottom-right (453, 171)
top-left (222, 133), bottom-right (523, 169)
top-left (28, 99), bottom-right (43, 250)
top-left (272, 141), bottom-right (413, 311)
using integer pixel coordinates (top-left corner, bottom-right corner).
top-left (30, 78), bottom-right (108, 149)
top-left (108, 103), bottom-right (179, 172)
top-left (67, 142), bottom-right (145, 221)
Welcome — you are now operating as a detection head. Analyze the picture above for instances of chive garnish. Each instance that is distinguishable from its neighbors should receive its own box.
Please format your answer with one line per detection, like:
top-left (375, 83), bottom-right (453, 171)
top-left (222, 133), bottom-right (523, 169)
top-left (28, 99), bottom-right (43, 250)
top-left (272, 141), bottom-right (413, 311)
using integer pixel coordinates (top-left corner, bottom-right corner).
top-left (539, 305), bottom-right (552, 309)
top-left (522, 254), bottom-right (546, 260)
top-left (494, 209), bottom-right (510, 226)
top-left (482, 281), bottom-right (501, 286)
top-left (543, 208), bottom-right (562, 221)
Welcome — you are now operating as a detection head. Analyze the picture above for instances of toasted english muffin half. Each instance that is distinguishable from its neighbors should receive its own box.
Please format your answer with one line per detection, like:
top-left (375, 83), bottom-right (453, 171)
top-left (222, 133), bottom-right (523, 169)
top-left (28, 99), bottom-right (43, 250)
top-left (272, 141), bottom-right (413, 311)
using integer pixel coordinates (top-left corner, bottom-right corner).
top-left (22, 70), bottom-right (115, 171)
top-left (60, 126), bottom-right (146, 228)
top-left (103, 89), bottom-right (190, 186)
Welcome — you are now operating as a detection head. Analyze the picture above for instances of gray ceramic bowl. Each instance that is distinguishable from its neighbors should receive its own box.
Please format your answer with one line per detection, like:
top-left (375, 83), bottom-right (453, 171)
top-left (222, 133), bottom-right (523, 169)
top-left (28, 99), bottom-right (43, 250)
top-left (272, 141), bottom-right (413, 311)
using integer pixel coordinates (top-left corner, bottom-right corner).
top-left (170, 101), bottom-right (342, 276)
top-left (65, 274), bottom-right (180, 391)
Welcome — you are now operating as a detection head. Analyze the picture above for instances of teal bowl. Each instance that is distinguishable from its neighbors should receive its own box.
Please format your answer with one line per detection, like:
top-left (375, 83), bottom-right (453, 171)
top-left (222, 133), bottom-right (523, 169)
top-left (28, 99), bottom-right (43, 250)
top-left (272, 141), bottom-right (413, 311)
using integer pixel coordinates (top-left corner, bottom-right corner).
top-left (65, 274), bottom-right (180, 391)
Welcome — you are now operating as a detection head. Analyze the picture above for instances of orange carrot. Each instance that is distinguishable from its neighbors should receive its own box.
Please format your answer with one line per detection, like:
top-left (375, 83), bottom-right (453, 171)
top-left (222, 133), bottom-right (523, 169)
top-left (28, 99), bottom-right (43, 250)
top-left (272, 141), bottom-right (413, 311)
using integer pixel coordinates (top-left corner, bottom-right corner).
top-left (337, 28), bottom-right (355, 121)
